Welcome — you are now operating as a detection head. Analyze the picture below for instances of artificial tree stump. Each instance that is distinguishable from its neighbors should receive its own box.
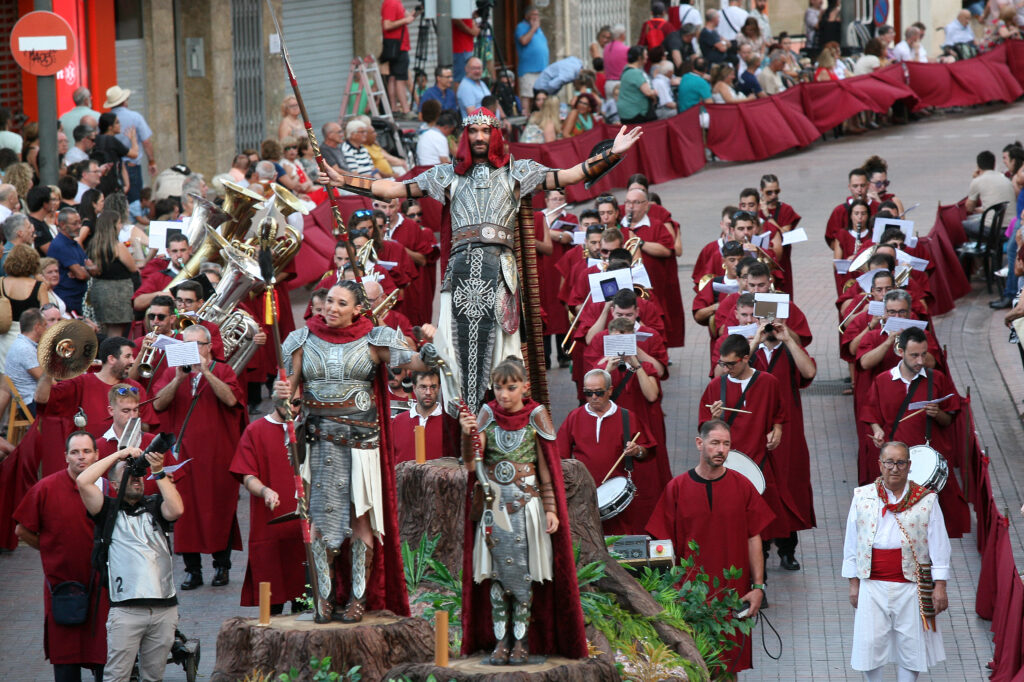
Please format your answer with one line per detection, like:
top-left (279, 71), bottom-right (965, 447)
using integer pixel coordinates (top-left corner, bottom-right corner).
top-left (384, 654), bottom-right (619, 681)
top-left (394, 458), bottom-right (707, 676)
top-left (209, 612), bottom-right (433, 682)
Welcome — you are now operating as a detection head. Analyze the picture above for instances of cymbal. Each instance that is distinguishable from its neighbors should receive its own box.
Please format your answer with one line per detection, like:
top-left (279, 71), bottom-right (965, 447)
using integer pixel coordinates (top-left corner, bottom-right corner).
top-left (38, 320), bottom-right (98, 380)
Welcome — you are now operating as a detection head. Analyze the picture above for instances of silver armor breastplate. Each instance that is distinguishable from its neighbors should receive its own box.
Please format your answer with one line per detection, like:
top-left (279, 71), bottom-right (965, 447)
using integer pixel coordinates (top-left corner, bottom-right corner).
top-left (300, 333), bottom-right (376, 404)
top-left (450, 165), bottom-right (519, 240)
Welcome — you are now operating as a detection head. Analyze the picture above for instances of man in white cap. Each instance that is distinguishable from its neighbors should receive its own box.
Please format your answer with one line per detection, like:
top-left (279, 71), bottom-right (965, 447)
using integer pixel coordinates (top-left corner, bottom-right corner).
top-left (103, 85), bottom-right (156, 203)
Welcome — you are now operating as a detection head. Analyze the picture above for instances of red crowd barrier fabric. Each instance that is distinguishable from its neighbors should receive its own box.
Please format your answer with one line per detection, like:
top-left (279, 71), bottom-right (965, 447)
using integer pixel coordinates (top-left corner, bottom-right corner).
top-left (993, 571), bottom-right (1024, 682)
top-left (797, 65), bottom-right (917, 133)
top-left (977, 514), bottom-right (1006, 620)
top-left (1003, 41), bottom-right (1024, 89)
top-left (705, 93), bottom-right (819, 162)
top-left (905, 54), bottom-right (1023, 110)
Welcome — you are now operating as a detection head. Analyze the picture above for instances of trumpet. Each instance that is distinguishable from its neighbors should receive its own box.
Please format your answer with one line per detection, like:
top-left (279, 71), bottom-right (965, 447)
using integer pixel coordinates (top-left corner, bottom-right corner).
top-left (370, 288), bottom-right (400, 324)
top-left (138, 333), bottom-right (158, 379)
top-left (623, 236), bottom-right (644, 267)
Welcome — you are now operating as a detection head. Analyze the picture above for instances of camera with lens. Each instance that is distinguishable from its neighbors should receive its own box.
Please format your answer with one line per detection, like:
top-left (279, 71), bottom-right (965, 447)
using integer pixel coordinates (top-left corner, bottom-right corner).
top-left (121, 432), bottom-right (177, 480)
top-left (126, 454), bottom-right (151, 478)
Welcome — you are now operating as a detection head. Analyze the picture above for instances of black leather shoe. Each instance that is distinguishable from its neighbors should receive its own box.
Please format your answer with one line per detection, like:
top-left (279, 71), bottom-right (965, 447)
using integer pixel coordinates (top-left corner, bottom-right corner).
top-left (211, 567), bottom-right (230, 586)
top-left (779, 554), bottom-right (801, 571)
top-left (990, 296), bottom-right (1014, 310)
top-left (180, 572), bottom-right (203, 590)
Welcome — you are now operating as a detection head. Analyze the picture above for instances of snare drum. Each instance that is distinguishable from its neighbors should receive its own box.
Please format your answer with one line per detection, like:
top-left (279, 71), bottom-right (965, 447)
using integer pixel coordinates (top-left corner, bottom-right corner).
top-left (597, 476), bottom-right (637, 520)
top-left (724, 451), bottom-right (766, 494)
top-left (908, 444), bottom-right (949, 492)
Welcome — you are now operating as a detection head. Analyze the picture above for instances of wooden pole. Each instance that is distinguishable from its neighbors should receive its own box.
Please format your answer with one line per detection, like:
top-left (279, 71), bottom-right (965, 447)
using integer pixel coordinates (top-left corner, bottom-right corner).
top-left (414, 425), bottom-right (426, 464)
top-left (258, 582), bottom-right (271, 626)
top-left (434, 610), bottom-right (449, 666)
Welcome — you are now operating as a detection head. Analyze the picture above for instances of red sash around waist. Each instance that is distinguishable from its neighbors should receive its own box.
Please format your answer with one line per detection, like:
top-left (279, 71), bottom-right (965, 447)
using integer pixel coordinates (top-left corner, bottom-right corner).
top-left (870, 548), bottom-right (912, 583)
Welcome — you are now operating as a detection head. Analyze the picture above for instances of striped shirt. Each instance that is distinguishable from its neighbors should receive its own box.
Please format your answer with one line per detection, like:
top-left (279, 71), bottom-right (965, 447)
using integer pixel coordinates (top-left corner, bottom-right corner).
top-left (343, 142), bottom-right (376, 175)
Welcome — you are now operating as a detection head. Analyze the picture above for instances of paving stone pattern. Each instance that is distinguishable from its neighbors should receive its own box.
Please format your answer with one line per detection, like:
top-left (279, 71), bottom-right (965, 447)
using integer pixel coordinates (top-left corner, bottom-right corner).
top-left (5, 105), bottom-right (1024, 680)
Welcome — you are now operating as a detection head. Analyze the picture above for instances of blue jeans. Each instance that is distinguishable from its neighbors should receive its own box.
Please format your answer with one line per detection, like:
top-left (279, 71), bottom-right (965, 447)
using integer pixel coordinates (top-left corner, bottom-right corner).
top-left (1005, 231), bottom-right (1020, 297)
top-left (125, 164), bottom-right (143, 203)
top-left (453, 52), bottom-right (471, 83)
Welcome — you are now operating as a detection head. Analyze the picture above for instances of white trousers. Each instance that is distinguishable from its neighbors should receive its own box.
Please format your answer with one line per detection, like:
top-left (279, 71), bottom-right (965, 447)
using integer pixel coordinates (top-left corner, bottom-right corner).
top-left (851, 579), bottom-right (945, 672)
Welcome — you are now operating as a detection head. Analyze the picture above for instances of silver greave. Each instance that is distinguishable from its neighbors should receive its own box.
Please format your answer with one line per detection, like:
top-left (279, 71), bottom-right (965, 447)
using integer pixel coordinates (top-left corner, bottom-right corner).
top-left (512, 597), bottom-right (530, 641)
top-left (351, 538), bottom-right (368, 600)
top-left (490, 581), bottom-right (509, 641)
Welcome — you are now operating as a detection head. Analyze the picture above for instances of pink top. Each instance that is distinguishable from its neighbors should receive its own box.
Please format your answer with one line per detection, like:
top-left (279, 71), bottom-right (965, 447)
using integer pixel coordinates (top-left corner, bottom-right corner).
top-left (603, 40), bottom-right (629, 79)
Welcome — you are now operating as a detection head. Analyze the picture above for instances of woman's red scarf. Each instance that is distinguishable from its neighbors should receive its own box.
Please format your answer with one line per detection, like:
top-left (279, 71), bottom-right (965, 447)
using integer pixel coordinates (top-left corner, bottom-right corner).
top-left (488, 397), bottom-right (538, 431)
top-left (305, 313), bottom-right (372, 343)
top-left (875, 477), bottom-right (933, 516)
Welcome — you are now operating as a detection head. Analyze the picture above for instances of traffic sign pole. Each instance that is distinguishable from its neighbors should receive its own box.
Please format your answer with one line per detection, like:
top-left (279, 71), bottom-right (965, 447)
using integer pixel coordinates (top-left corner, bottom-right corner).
top-left (35, 1), bottom-right (58, 186)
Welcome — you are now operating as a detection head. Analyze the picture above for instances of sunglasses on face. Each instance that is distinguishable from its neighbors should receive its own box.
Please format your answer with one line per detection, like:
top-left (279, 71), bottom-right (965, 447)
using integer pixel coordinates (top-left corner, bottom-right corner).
top-left (349, 228), bottom-right (370, 239)
top-left (582, 389), bottom-right (606, 397)
top-left (113, 386), bottom-right (139, 396)
top-left (407, 211), bottom-right (422, 218)
top-left (352, 209), bottom-right (373, 218)
top-left (147, 313), bottom-right (168, 321)
top-left (872, 180), bottom-right (890, 187)
top-left (763, 189), bottom-right (780, 196)
top-left (284, 145), bottom-right (297, 151)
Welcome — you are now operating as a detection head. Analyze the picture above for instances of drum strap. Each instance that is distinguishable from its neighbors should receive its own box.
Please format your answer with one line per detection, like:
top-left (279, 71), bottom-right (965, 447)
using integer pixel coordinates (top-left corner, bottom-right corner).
top-left (620, 408), bottom-right (633, 472)
top-left (611, 368), bottom-right (633, 402)
top-left (889, 370), bottom-right (933, 441)
top-left (720, 370), bottom-right (759, 426)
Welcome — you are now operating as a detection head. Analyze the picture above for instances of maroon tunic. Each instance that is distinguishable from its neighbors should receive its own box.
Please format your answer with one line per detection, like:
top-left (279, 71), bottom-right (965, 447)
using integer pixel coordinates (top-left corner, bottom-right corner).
top-left (750, 345), bottom-right (816, 533)
top-left (556, 404), bottom-right (659, 535)
top-left (555, 245), bottom-right (588, 303)
top-left (699, 371), bottom-right (790, 539)
top-left (714, 294), bottom-right (814, 348)
top-left (391, 408), bottom-right (445, 464)
top-left (229, 416), bottom-right (307, 606)
top-left (632, 216), bottom-right (685, 347)
top-left (131, 263), bottom-right (174, 307)
top-left (692, 239), bottom-right (724, 291)
top-left (152, 361), bottom-right (247, 554)
top-left (859, 367), bottom-right (971, 537)
top-left (388, 215), bottom-right (435, 325)
top-left (824, 197), bottom-right (879, 246)
top-left (540, 212), bottom-right (577, 336)
top-left (646, 469), bottom-right (774, 674)
top-left (13, 469), bottom-right (109, 665)
top-left (96, 430), bottom-right (183, 496)
top-left (460, 399), bottom-right (588, 659)
top-left (759, 201), bottom-right (802, 295)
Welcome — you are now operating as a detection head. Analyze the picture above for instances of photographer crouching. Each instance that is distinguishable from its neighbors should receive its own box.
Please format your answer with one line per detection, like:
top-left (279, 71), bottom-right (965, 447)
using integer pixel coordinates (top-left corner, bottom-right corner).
top-left (77, 433), bottom-right (182, 682)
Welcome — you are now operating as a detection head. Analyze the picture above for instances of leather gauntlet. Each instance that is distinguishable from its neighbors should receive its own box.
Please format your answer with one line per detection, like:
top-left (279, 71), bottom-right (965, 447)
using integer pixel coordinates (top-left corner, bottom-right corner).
top-left (582, 149), bottom-right (624, 184)
top-left (337, 173), bottom-right (376, 198)
top-left (540, 481), bottom-right (556, 515)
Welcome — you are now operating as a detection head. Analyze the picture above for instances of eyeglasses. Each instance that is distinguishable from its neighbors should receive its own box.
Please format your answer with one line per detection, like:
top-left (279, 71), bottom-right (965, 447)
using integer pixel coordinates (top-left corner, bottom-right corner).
top-left (880, 459), bottom-right (910, 470)
top-left (196, 341), bottom-right (211, 346)
top-left (147, 313), bottom-right (168, 321)
top-left (732, 210), bottom-right (756, 221)
top-left (113, 386), bottom-right (139, 396)
top-left (582, 389), bottom-right (606, 397)
top-left (717, 359), bottom-right (741, 369)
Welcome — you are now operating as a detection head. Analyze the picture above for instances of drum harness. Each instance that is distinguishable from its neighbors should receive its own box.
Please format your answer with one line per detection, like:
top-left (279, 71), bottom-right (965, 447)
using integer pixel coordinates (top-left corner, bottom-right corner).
top-left (890, 369), bottom-right (934, 443)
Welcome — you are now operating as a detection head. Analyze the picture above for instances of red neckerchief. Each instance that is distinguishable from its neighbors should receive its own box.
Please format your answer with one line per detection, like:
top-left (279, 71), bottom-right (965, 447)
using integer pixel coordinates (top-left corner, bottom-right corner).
top-left (305, 313), bottom-right (373, 343)
top-left (489, 398), bottom-right (538, 432)
top-left (875, 477), bottom-right (932, 516)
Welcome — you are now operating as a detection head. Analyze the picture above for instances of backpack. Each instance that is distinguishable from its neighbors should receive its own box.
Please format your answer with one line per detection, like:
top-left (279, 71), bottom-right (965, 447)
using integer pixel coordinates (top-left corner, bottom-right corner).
top-left (640, 18), bottom-right (669, 50)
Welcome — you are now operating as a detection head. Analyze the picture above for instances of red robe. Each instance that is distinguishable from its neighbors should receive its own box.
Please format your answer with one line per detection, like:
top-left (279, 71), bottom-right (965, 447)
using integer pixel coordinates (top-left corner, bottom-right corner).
top-left (39, 374), bottom-right (159, 477)
top-left (759, 201), bottom-right (802, 295)
top-left (0, 426), bottom-right (45, 549)
top-left (391, 408), bottom-right (445, 464)
top-left (13, 469), bottom-right (109, 665)
top-left (824, 197), bottom-right (879, 246)
top-left (699, 371), bottom-right (790, 538)
top-left (750, 344), bottom-right (816, 533)
top-left (540, 212), bottom-right (577, 336)
top-left (555, 245), bottom-right (588, 303)
top-left (583, 328), bottom-right (670, 380)
top-left (646, 469), bottom-right (774, 674)
top-left (377, 238), bottom-right (418, 289)
top-left (859, 367), bottom-right (971, 537)
top-left (387, 215), bottom-right (435, 325)
top-left (691, 275), bottom-right (735, 328)
top-left (228, 416), bottom-right (307, 606)
top-left (131, 262), bottom-right (175, 308)
top-left (631, 216), bottom-right (685, 347)
top-left (556, 404), bottom-right (659, 535)
top-left (96, 430), bottom-right (183, 496)
top-left (152, 361), bottom-right (247, 554)
top-left (714, 294), bottom-right (814, 347)
top-left (833, 229), bottom-right (874, 260)
top-left (692, 239), bottom-right (725, 291)
top-left (460, 399), bottom-right (587, 659)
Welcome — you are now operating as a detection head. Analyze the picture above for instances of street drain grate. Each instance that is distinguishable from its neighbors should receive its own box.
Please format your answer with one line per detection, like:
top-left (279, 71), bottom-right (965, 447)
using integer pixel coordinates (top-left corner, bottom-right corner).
top-left (802, 380), bottom-right (852, 396)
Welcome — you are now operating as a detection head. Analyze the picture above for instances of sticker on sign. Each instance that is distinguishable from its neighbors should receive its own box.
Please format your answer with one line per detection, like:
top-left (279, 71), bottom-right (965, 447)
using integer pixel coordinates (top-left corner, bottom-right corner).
top-left (18, 36), bottom-right (67, 51)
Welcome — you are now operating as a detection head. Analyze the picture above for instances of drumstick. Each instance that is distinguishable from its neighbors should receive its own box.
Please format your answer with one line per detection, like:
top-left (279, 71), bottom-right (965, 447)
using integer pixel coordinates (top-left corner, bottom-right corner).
top-left (601, 432), bottom-right (642, 485)
top-left (704, 404), bottom-right (753, 415)
top-left (899, 408), bottom-right (925, 423)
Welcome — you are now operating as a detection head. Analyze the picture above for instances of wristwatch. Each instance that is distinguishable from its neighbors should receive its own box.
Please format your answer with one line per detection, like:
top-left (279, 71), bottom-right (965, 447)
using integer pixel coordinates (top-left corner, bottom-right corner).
top-left (751, 583), bottom-right (767, 592)
top-left (152, 469), bottom-right (167, 481)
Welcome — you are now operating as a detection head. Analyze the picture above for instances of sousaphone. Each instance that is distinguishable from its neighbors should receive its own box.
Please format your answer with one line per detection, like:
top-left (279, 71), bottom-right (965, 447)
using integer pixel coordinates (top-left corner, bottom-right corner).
top-left (38, 321), bottom-right (98, 380)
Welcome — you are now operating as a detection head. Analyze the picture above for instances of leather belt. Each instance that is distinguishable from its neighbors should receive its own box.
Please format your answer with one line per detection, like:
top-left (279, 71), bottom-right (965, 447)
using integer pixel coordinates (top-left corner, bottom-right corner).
top-left (304, 395), bottom-right (375, 411)
top-left (485, 461), bottom-right (539, 500)
top-left (452, 223), bottom-right (515, 250)
top-left (306, 426), bottom-right (379, 449)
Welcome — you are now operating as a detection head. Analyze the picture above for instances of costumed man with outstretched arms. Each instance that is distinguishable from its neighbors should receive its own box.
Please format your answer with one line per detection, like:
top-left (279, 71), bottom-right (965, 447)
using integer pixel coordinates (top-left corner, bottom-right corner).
top-left (319, 112), bottom-right (642, 416)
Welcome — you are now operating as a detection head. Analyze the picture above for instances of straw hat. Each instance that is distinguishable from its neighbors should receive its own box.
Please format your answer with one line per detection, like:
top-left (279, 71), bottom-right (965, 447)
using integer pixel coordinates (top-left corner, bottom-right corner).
top-left (102, 85), bottom-right (131, 109)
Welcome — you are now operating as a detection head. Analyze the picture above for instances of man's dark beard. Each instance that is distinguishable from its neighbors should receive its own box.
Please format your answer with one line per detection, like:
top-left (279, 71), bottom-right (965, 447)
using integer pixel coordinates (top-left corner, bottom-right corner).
top-left (471, 143), bottom-right (489, 161)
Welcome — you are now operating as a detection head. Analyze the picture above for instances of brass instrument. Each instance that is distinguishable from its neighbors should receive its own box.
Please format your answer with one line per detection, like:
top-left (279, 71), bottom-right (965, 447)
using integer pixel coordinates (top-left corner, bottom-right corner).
top-left (623, 236), bottom-right (643, 267)
top-left (633, 283), bottom-right (651, 300)
top-left (234, 215), bottom-right (302, 278)
top-left (38, 321), bottom-right (97, 380)
top-left (838, 293), bottom-right (871, 332)
top-left (894, 264), bottom-right (911, 288)
top-left (221, 180), bottom-right (265, 241)
top-left (267, 183), bottom-right (308, 219)
top-left (356, 239), bottom-right (377, 273)
top-left (185, 195), bottom-right (230, 253)
top-left (169, 205), bottom-right (235, 288)
top-left (195, 245), bottom-right (266, 326)
top-left (222, 309), bottom-right (263, 375)
top-left (370, 288), bottom-right (400, 324)
top-left (138, 333), bottom-right (158, 379)
top-left (698, 273), bottom-right (716, 291)
top-left (849, 244), bottom-right (877, 273)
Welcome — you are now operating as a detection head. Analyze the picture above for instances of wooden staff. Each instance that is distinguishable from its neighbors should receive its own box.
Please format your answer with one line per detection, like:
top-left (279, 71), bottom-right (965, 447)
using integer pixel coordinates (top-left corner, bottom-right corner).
top-left (899, 408), bottom-right (925, 423)
top-left (704, 404), bottom-right (753, 415)
top-left (601, 432), bottom-right (642, 485)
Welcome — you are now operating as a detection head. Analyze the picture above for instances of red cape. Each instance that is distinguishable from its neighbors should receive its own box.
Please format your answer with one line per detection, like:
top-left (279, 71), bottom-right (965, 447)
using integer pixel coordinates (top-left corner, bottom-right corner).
top-left (460, 400), bottom-right (587, 659)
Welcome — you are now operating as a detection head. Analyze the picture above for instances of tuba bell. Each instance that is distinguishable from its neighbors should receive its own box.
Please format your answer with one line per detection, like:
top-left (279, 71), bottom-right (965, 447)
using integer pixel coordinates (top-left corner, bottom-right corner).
top-left (185, 194), bottom-right (230, 253)
top-left (221, 310), bottom-right (262, 376)
top-left (196, 243), bottom-right (266, 326)
top-left (267, 183), bottom-right (309, 218)
top-left (169, 222), bottom-right (235, 288)
top-left (38, 321), bottom-right (98, 380)
top-left (221, 180), bottom-right (266, 242)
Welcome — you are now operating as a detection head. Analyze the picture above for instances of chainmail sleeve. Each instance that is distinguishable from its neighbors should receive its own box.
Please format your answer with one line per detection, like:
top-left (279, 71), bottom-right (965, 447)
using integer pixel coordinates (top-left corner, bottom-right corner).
top-left (510, 158), bottom-right (552, 197)
top-left (407, 164), bottom-right (456, 204)
top-left (281, 327), bottom-right (309, 376)
top-left (367, 325), bottom-right (416, 368)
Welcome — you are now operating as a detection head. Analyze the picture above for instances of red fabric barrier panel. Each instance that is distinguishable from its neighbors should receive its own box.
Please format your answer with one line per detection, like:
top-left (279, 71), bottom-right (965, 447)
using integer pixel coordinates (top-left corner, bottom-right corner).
top-left (975, 454), bottom-right (995, 553)
top-left (906, 54), bottom-right (1023, 110)
top-left (1003, 41), bottom-right (1024, 88)
top-left (977, 514), bottom-right (1007, 620)
top-left (992, 572), bottom-right (1024, 682)
top-left (922, 202), bottom-right (972, 302)
top-left (706, 94), bottom-right (819, 162)
top-left (797, 65), bottom-right (916, 133)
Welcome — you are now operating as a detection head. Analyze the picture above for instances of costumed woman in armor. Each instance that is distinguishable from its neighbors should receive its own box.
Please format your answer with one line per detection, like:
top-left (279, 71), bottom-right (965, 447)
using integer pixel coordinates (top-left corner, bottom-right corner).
top-left (318, 110), bottom-right (643, 417)
top-left (457, 358), bottom-right (587, 664)
top-left (274, 280), bottom-right (436, 623)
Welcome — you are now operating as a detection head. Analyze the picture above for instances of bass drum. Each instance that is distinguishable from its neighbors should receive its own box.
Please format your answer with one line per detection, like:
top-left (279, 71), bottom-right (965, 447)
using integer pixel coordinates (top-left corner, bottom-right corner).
top-left (908, 444), bottom-right (949, 492)
top-left (596, 475), bottom-right (637, 520)
top-left (724, 450), bottom-right (766, 494)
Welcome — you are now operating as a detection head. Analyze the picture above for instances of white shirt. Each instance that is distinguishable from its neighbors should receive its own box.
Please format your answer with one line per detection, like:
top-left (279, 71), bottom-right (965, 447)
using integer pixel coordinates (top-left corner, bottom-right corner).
top-left (892, 40), bottom-right (928, 63)
top-left (64, 147), bottom-right (89, 165)
top-left (623, 213), bottom-right (651, 229)
top-left (75, 181), bottom-right (90, 203)
top-left (888, 363), bottom-right (927, 389)
top-left (415, 127), bottom-right (450, 166)
top-left (384, 213), bottom-right (404, 241)
top-left (842, 482), bottom-right (951, 580)
top-left (718, 6), bottom-right (749, 41)
top-left (412, 402), bottom-right (442, 428)
top-left (583, 401), bottom-right (619, 442)
top-left (726, 371), bottom-right (753, 392)
top-left (652, 74), bottom-right (675, 107)
top-left (758, 342), bottom-right (778, 364)
top-left (0, 205), bottom-right (11, 223)
top-left (942, 19), bottom-right (975, 46)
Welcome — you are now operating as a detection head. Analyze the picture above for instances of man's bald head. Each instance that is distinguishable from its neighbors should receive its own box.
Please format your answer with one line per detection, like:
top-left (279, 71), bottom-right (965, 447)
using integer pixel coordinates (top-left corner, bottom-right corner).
top-left (624, 187), bottom-right (650, 221)
top-left (363, 280), bottom-right (384, 303)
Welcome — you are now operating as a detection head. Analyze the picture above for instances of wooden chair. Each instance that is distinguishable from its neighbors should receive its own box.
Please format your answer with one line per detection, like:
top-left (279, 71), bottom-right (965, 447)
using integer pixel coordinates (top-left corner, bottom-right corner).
top-left (4, 376), bottom-right (34, 446)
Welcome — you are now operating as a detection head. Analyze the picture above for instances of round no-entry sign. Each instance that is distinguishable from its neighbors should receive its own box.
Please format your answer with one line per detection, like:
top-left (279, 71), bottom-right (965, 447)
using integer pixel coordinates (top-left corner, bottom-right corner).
top-left (10, 11), bottom-right (76, 77)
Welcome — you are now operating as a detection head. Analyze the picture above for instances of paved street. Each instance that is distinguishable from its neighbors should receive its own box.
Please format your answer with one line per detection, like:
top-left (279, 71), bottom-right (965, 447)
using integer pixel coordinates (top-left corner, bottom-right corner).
top-left (4, 104), bottom-right (1024, 680)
